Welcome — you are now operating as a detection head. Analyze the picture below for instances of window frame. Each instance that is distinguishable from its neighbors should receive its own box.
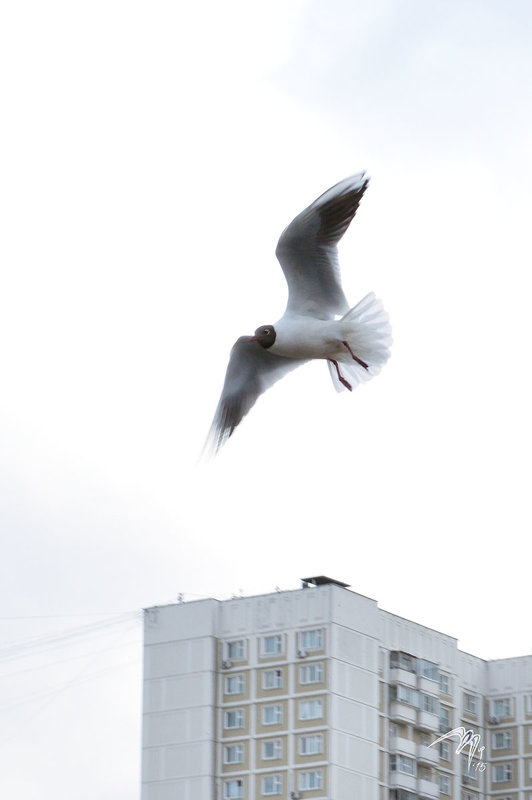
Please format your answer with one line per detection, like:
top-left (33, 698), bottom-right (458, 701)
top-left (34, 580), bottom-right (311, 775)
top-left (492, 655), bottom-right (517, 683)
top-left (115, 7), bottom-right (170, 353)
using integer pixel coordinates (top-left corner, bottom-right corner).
top-left (390, 651), bottom-right (417, 673)
top-left (261, 774), bottom-right (282, 795)
top-left (439, 706), bottom-right (450, 729)
top-left (224, 743), bottom-right (244, 765)
top-left (440, 740), bottom-right (451, 761)
top-left (224, 778), bottom-right (243, 799)
top-left (390, 754), bottom-right (416, 776)
top-left (262, 703), bottom-right (283, 726)
top-left (418, 659), bottom-right (439, 681)
top-left (299, 662), bottom-right (324, 685)
top-left (224, 708), bottom-right (244, 730)
top-left (493, 763), bottom-right (512, 783)
top-left (493, 730), bottom-right (513, 750)
top-left (262, 634), bottom-right (283, 656)
top-left (262, 738), bottom-right (282, 760)
top-left (299, 698), bottom-right (323, 721)
top-left (225, 674), bottom-right (244, 695)
top-left (464, 692), bottom-right (477, 714)
top-left (421, 693), bottom-right (438, 714)
top-left (226, 639), bottom-right (245, 660)
top-left (262, 668), bottom-right (283, 691)
top-left (390, 684), bottom-right (419, 707)
top-left (493, 698), bottom-right (512, 718)
top-left (298, 769), bottom-right (323, 791)
top-left (439, 673), bottom-right (451, 694)
top-left (299, 733), bottom-right (323, 756)
top-left (299, 628), bottom-right (323, 651)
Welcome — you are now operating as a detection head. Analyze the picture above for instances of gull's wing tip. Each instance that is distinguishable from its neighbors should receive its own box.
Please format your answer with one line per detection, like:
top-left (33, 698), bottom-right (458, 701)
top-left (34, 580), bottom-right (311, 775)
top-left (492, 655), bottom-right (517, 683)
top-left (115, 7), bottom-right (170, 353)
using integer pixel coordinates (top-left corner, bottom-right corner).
top-left (310, 171), bottom-right (370, 211)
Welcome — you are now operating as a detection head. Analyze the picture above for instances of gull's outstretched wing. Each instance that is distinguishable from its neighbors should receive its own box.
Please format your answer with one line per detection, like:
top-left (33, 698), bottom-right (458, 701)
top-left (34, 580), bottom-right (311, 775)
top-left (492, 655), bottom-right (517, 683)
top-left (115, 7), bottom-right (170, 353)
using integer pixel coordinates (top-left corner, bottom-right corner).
top-left (205, 337), bottom-right (307, 456)
top-left (275, 173), bottom-right (369, 319)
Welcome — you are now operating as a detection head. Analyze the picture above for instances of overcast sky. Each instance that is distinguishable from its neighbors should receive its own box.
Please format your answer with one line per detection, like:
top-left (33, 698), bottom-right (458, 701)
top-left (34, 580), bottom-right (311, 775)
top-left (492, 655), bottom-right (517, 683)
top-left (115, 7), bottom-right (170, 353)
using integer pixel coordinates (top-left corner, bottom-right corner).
top-left (1, 1), bottom-right (532, 798)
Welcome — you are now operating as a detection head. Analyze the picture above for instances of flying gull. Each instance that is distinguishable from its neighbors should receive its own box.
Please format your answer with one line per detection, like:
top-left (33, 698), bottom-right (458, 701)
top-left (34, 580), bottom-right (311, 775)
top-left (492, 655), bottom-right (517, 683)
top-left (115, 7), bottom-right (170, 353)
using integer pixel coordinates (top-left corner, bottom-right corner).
top-left (205, 173), bottom-right (392, 454)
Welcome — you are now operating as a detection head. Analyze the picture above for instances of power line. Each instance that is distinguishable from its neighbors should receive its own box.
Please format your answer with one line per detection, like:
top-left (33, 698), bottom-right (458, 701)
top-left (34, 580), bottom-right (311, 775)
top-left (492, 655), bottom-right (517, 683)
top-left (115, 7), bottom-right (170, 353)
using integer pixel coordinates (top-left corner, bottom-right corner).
top-left (0, 610), bottom-right (138, 619)
top-left (0, 656), bottom-right (141, 713)
top-left (0, 612), bottom-right (141, 663)
top-left (0, 628), bottom-right (139, 681)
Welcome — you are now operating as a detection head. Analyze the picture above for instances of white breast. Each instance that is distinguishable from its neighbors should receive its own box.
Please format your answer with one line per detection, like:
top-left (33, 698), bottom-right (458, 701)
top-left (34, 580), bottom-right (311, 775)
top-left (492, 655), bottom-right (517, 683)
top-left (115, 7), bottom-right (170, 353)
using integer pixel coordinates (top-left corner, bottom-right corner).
top-left (271, 315), bottom-right (340, 359)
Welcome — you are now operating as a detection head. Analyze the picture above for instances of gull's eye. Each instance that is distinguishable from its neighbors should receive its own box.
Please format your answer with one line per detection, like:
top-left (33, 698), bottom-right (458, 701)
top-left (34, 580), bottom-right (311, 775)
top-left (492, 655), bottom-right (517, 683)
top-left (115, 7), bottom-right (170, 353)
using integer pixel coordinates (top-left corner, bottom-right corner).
top-left (263, 328), bottom-right (270, 335)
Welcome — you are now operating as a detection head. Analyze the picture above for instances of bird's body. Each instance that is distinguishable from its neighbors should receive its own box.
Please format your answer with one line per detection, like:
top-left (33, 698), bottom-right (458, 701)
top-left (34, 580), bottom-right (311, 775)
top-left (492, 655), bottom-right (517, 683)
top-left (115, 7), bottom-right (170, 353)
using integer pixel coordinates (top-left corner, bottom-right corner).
top-left (270, 314), bottom-right (340, 360)
top-left (205, 173), bottom-right (392, 454)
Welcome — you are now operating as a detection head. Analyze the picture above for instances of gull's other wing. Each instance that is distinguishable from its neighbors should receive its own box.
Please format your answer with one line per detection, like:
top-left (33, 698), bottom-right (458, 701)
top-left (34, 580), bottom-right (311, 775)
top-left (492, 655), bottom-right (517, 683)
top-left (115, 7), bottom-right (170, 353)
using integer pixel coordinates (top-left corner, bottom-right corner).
top-left (275, 173), bottom-right (369, 319)
top-left (205, 337), bottom-right (307, 455)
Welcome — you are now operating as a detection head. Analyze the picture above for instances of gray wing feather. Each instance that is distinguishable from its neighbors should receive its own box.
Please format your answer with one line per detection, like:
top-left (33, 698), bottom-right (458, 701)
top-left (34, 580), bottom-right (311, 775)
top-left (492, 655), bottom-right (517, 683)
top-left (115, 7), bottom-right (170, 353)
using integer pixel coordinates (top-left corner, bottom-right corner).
top-left (275, 173), bottom-right (369, 319)
top-left (205, 337), bottom-right (307, 455)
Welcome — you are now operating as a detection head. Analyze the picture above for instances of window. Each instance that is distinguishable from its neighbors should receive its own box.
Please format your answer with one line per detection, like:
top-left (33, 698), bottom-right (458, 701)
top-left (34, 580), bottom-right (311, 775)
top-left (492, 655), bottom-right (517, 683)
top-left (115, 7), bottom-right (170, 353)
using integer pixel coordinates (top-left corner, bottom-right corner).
top-left (261, 774), bottom-right (282, 795)
top-left (389, 684), bottom-right (419, 707)
top-left (300, 734), bottom-right (323, 755)
top-left (421, 693), bottom-right (439, 714)
top-left (224, 744), bottom-right (244, 764)
top-left (439, 740), bottom-right (451, 761)
top-left (299, 770), bottom-right (323, 791)
top-left (262, 704), bottom-right (283, 725)
top-left (493, 698), bottom-right (512, 718)
top-left (493, 763), bottom-right (512, 782)
top-left (224, 779), bottom-right (243, 799)
top-left (300, 629), bottom-right (323, 650)
top-left (262, 635), bottom-right (283, 655)
top-left (299, 663), bottom-right (323, 684)
top-left (390, 651), bottom-right (417, 672)
top-left (439, 673), bottom-right (451, 694)
top-left (299, 698), bottom-right (323, 720)
top-left (225, 675), bottom-right (244, 695)
top-left (227, 640), bottom-right (245, 660)
top-left (463, 760), bottom-right (478, 781)
top-left (225, 709), bottom-right (244, 730)
top-left (418, 659), bottom-right (439, 681)
top-left (493, 731), bottom-right (513, 749)
top-left (391, 792), bottom-right (417, 800)
top-left (439, 775), bottom-right (450, 795)
top-left (419, 766), bottom-right (431, 781)
top-left (263, 669), bottom-right (283, 690)
top-left (390, 754), bottom-right (415, 775)
top-left (464, 693), bottom-right (477, 714)
top-left (262, 739), bottom-right (282, 760)
top-left (439, 707), bottom-right (450, 730)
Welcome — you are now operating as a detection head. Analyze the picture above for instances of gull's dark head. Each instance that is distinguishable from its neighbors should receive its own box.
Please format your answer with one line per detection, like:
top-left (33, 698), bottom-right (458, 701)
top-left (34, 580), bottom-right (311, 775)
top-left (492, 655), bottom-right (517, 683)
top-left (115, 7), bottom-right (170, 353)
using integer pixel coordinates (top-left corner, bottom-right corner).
top-left (251, 324), bottom-right (276, 349)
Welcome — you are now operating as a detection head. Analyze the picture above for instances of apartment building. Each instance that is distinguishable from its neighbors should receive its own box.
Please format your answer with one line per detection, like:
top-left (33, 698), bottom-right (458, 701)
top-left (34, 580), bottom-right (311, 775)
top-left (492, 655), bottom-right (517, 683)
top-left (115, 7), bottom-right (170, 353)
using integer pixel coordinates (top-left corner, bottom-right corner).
top-left (141, 577), bottom-right (532, 800)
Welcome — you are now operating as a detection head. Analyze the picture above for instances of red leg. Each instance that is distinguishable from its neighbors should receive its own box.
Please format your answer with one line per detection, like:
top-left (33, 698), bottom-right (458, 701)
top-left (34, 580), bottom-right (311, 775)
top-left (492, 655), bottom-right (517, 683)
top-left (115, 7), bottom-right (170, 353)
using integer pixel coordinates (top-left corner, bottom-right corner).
top-left (341, 340), bottom-right (369, 370)
top-left (329, 359), bottom-right (352, 391)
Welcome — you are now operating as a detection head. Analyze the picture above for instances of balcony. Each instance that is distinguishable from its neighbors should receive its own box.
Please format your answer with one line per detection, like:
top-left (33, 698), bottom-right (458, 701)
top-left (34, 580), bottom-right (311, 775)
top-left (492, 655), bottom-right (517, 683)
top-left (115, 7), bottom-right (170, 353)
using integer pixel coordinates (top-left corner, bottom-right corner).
top-left (417, 744), bottom-right (439, 765)
top-left (389, 735), bottom-right (416, 758)
top-left (389, 668), bottom-right (417, 688)
top-left (417, 710), bottom-right (439, 732)
top-left (417, 676), bottom-right (439, 694)
top-left (389, 772), bottom-right (417, 793)
top-left (389, 702), bottom-right (417, 725)
top-left (418, 778), bottom-right (439, 799)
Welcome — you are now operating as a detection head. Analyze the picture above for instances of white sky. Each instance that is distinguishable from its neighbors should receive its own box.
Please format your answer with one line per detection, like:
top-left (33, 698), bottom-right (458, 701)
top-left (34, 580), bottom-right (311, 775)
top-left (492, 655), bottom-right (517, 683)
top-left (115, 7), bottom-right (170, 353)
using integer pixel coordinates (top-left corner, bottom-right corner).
top-left (1, 1), bottom-right (532, 797)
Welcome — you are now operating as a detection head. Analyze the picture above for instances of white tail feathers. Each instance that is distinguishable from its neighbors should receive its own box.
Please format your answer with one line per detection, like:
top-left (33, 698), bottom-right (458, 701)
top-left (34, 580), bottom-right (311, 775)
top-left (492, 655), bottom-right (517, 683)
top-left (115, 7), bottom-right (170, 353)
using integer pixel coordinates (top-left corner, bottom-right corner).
top-left (328, 292), bottom-right (392, 392)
